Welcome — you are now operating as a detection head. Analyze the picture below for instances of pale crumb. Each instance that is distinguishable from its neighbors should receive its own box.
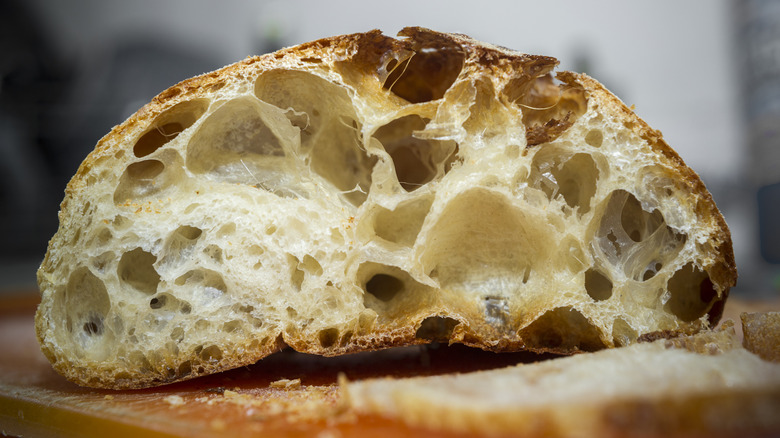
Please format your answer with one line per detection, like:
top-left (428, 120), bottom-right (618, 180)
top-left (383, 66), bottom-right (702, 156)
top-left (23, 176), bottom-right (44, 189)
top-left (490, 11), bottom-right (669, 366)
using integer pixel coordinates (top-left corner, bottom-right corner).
top-left (163, 395), bottom-right (185, 407)
top-left (223, 389), bottom-right (239, 398)
top-left (270, 378), bottom-right (302, 390)
top-left (103, 394), bottom-right (114, 400)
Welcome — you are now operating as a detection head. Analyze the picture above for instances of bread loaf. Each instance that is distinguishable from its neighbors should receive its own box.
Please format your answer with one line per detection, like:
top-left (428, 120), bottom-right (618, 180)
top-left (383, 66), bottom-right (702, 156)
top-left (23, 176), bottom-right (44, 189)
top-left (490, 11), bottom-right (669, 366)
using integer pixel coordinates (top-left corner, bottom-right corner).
top-left (35, 27), bottom-right (736, 389)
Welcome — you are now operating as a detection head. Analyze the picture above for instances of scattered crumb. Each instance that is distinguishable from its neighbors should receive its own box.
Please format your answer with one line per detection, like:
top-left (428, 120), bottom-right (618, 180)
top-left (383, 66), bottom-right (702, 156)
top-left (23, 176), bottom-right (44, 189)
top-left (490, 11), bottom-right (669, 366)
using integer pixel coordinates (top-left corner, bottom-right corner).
top-left (741, 311), bottom-right (780, 362)
top-left (103, 394), bottom-right (114, 400)
top-left (164, 395), bottom-right (186, 407)
top-left (270, 378), bottom-right (302, 390)
top-left (204, 384), bottom-right (343, 424)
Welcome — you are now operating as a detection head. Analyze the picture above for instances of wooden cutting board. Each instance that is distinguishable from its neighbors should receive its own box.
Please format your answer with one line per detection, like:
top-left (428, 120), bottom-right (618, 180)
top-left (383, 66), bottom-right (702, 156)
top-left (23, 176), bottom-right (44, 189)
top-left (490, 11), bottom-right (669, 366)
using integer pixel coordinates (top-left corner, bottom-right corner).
top-left (0, 292), bottom-right (543, 437)
top-left (1, 291), bottom-right (777, 437)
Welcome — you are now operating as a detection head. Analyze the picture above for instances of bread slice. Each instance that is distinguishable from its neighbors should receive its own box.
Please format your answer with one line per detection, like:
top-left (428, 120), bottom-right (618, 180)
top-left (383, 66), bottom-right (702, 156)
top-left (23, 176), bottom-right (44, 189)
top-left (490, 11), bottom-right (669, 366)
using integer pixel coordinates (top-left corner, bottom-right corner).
top-left (35, 27), bottom-right (736, 389)
top-left (742, 311), bottom-right (780, 362)
top-left (344, 322), bottom-right (780, 437)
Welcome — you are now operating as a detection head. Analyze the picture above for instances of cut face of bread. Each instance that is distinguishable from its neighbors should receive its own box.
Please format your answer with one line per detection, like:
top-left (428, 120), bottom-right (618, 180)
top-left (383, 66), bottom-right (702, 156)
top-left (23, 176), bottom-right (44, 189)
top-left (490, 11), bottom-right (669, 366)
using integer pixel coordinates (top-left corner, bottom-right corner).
top-left (35, 27), bottom-right (736, 389)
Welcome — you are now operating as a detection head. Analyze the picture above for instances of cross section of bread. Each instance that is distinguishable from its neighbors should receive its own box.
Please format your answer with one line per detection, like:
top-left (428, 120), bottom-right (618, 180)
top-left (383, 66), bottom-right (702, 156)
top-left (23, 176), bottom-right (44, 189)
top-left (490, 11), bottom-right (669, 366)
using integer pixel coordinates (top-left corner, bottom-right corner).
top-left (35, 27), bottom-right (736, 389)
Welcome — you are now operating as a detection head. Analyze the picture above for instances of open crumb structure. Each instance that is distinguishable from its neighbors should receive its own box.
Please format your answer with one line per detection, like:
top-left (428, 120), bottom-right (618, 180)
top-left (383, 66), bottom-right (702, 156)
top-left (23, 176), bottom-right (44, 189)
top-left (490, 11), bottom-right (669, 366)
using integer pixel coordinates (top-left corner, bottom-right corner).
top-left (35, 27), bottom-right (736, 389)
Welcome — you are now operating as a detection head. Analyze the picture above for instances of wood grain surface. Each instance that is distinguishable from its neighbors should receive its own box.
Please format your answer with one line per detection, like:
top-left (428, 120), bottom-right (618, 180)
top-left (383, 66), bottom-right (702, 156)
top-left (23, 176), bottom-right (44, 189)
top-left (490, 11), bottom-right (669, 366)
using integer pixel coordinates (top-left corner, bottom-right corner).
top-left (1, 291), bottom-right (777, 438)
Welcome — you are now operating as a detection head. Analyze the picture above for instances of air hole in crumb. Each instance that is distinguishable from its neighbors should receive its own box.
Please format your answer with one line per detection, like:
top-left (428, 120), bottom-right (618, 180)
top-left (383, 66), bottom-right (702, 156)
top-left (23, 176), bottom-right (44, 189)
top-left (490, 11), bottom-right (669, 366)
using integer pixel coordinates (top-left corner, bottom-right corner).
top-left (585, 129), bottom-right (603, 147)
top-left (666, 263), bottom-right (717, 322)
top-left (373, 196), bottom-right (433, 247)
top-left (484, 296), bottom-right (510, 326)
top-left (177, 225), bottom-right (203, 240)
top-left (504, 74), bottom-right (587, 146)
top-left (127, 159), bottom-right (164, 180)
top-left (134, 123), bottom-right (184, 158)
top-left (318, 328), bottom-right (339, 348)
top-left (255, 70), bottom-right (374, 206)
top-left (340, 331), bottom-right (353, 347)
top-left (170, 327), bottom-right (185, 342)
top-left (222, 320), bottom-right (243, 333)
top-left (585, 268), bottom-right (613, 301)
top-left (82, 316), bottom-right (103, 336)
top-left (300, 255), bottom-right (323, 276)
top-left (415, 316), bottom-right (459, 342)
top-left (159, 225), bottom-right (203, 271)
top-left (178, 361), bottom-right (192, 377)
top-left (530, 151), bottom-right (598, 214)
top-left (700, 277), bottom-right (717, 303)
top-left (114, 154), bottom-right (184, 204)
top-left (203, 244), bottom-right (223, 263)
top-left (150, 296), bottom-right (165, 309)
top-left (596, 190), bottom-right (686, 281)
top-left (118, 248), bottom-right (160, 295)
top-left (288, 255), bottom-right (306, 291)
top-left (385, 58), bottom-right (399, 73)
top-left (383, 41), bottom-right (465, 103)
top-left (518, 307), bottom-right (604, 352)
top-left (365, 274), bottom-right (404, 302)
top-left (133, 99), bottom-right (208, 158)
top-left (611, 318), bottom-right (637, 347)
top-left (620, 193), bottom-right (663, 242)
top-left (217, 223), bottom-right (236, 239)
top-left (642, 262), bottom-right (663, 281)
top-left (374, 115), bottom-right (458, 192)
top-left (199, 345), bottom-right (223, 363)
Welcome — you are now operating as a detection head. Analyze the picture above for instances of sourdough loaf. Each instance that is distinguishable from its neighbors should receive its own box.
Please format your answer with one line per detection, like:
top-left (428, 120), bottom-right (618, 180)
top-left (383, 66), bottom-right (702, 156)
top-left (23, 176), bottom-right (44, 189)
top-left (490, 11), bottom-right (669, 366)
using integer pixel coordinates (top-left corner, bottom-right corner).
top-left (36, 27), bottom-right (736, 389)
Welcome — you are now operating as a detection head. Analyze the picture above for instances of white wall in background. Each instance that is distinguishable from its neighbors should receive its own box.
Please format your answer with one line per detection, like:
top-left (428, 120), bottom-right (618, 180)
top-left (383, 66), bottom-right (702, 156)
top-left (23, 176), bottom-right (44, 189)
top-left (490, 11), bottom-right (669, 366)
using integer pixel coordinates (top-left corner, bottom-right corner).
top-left (31, 0), bottom-right (742, 181)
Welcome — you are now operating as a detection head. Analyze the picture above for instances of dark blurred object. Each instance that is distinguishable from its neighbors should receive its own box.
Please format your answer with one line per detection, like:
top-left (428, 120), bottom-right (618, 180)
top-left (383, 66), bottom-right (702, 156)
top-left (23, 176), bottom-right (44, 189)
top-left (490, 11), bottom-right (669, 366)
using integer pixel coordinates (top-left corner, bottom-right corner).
top-left (738, 0), bottom-right (780, 189)
top-left (0, 0), bottom-right (221, 275)
top-left (758, 183), bottom-right (780, 263)
top-left (735, 0), bottom-right (780, 293)
top-left (0, 0), bottom-right (72, 261)
top-left (738, 0), bottom-right (780, 186)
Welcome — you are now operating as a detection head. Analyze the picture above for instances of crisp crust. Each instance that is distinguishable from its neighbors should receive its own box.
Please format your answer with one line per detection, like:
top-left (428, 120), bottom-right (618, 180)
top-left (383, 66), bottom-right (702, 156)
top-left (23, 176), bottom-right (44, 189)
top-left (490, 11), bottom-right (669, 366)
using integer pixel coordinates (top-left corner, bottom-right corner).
top-left (37, 27), bottom-right (737, 389)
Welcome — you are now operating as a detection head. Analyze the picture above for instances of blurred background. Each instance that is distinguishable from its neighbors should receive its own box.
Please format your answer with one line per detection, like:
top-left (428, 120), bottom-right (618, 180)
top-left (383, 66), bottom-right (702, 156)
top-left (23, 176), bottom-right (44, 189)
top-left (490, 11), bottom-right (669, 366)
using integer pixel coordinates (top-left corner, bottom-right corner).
top-left (1, 0), bottom-right (778, 298)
